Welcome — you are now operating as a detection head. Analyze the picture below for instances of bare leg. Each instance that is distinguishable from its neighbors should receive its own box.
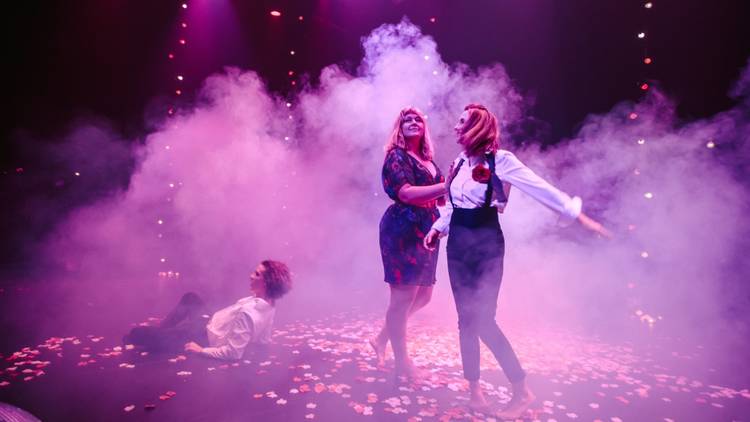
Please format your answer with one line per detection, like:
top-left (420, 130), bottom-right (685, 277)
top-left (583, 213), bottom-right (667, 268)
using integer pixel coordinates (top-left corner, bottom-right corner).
top-left (384, 285), bottom-right (419, 376)
top-left (371, 285), bottom-right (433, 365)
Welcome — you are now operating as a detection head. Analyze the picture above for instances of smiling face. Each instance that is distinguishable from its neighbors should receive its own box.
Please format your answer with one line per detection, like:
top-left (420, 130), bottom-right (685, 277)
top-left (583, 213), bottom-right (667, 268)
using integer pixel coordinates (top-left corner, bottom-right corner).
top-left (249, 263), bottom-right (267, 297)
top-left (454, 110), bottom-right (471, 146)
top-left (401, 112), bottom-right (425, 140)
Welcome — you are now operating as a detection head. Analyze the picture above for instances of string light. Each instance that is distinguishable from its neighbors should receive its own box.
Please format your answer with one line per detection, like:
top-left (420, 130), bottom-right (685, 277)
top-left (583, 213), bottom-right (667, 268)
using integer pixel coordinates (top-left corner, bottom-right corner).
top-left (643, 57), bottom-right (652, 64)
top-left (430, 17), bottom-right (437, 23)
top-left (640, 83), bottom-right (649, 90)
top-left (270, 11), bottom-right (281, 17)
top-left (644, 192), bottom-right (654, 199)
top-left (640, 251), bottom-right (649, 258)
top-left (644, 2), bottom-right (653, 8)
top-left (706, 141), bottom-right (716, 148)
top-left (181, 3), bottom-right (187, 9)
top-left (637, 138), bottom-right (646, 145)
top-left (629, 112), bottom-right (638, 120)
top-left (637, 32), bottom-right (646, 39)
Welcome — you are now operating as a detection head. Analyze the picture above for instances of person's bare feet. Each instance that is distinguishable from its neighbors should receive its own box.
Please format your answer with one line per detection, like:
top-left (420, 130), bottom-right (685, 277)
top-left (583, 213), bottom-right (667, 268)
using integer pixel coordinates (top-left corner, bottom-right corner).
top-left (368, 338), bottom-right (386, 366)
top-left (497, 383), bottom-right (535, 420)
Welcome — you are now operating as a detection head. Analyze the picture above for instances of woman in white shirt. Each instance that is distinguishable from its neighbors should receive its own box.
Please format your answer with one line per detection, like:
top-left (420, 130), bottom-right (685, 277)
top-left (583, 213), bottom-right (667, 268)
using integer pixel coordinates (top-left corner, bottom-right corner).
top-left (124, 260), bottom-right (292, 361)
top-left (424, 104), bottom-right (609, 418)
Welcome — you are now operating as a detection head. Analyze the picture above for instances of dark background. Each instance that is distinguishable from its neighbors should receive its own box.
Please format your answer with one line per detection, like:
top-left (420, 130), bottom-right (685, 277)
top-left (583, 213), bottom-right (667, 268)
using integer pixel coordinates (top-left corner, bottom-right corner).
top-left (2, 0), bottom-right (749, 277)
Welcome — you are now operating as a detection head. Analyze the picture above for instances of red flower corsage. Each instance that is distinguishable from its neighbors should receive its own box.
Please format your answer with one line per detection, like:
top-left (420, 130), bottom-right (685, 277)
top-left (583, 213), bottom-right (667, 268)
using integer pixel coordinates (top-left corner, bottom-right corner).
top-left (472, 165), bottom-right (491, 183)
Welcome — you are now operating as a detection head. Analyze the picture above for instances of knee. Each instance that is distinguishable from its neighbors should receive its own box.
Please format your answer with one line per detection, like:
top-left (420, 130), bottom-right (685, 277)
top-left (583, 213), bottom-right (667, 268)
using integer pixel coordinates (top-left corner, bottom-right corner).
top-left (457, 314), bottom-right (478, 333)
top-left (180, 292), bottom-right (204, 306)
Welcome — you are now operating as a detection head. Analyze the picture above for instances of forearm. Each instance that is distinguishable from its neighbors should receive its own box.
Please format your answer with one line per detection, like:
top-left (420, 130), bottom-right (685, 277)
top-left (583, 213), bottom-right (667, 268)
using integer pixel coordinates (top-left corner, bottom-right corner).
top-left (397, 183), bottom-right (446, 204)
top-left (200, 344), bottom-right (243, 360)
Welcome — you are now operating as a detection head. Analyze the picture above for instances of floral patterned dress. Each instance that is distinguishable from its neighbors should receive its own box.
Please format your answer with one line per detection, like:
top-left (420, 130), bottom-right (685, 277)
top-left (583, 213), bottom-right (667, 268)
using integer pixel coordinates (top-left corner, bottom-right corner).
top-left (379, 148), bottom-right (443, 285)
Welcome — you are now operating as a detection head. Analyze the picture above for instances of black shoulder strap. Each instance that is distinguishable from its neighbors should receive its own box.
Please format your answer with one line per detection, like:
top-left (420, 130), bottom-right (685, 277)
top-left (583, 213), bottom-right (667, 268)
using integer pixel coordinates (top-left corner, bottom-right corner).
top-left (448, 158), bottom-right (464, 207)
top-left (483, 153), bottom-right (495, 207)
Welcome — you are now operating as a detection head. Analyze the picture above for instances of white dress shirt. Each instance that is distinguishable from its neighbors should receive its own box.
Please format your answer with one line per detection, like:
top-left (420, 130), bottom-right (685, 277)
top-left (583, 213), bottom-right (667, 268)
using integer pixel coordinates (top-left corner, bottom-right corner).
top-left (432, 150), bottom-right (582, 235)
top-left (201, 296), bottom-right (275, 360)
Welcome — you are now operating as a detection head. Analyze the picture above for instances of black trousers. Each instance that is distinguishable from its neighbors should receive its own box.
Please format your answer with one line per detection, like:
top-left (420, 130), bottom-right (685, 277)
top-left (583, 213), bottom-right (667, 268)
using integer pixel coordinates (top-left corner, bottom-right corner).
top-left (123, 292), bottom-right (209, 352)
top-left (446, 207), bottom-right (525, 383)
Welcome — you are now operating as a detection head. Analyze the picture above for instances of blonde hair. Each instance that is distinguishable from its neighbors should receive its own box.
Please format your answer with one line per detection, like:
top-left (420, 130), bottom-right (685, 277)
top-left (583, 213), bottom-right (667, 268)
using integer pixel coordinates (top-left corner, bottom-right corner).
top-left (459, 104), bottom-right (500, 156)
top-left (383, 107), bottom-right (434, 161)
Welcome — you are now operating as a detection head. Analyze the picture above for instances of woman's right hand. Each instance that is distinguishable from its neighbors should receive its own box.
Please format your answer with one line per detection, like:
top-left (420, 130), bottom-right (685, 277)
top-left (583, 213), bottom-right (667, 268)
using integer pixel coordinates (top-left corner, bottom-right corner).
top-left (577, 213), bottom-right (613, 239)
top-left (423, 229), bottom-right (441, 250)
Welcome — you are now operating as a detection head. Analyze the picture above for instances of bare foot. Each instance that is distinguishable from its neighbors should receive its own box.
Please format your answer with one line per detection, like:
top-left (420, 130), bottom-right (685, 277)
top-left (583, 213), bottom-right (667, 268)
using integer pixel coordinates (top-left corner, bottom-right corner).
top-left (497, 388), bottom-right (535, 420)
top-left (468, 381), bottom-right (491, 413)
top-left (394, 361), bottom-right (427, 382)
top-left (368, 338), bottom-right (386, 366)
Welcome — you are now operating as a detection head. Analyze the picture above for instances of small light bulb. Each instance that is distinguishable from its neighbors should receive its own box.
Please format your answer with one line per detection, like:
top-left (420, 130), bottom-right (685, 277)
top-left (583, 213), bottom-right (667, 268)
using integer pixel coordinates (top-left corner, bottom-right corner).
top-left (644, 192), bottom-right (654, 199)
top-left (637, 138), bottom-right (646, 145)
top-left (270, 10), bottom-right (281, 17)
top-left (644, 2), bottom-right (653, 8)
top-left (640, 251), bottom-right (649, 258)
top-left (637, 32), bottom-right (646, 39)
top-left (706, 141), bottom-right (715, 148)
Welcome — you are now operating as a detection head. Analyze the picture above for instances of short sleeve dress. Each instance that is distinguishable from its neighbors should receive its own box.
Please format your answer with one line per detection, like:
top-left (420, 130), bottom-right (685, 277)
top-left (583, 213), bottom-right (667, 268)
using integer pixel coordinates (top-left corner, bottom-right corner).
top-left (379, 148), bottom-right (443, 285)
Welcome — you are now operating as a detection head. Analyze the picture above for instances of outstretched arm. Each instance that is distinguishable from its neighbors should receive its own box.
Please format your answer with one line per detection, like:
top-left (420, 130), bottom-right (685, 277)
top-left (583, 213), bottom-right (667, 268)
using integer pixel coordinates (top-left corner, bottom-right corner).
top-left (397, 183), bottom-right (446, 205)
top-left (577, 212), bottom-right (612, 238)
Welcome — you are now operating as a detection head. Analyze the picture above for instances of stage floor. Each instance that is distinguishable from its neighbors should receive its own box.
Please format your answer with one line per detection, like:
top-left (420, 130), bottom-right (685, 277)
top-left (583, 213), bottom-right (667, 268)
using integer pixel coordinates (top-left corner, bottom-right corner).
top-left (1, 309), bottom-right (748, 421)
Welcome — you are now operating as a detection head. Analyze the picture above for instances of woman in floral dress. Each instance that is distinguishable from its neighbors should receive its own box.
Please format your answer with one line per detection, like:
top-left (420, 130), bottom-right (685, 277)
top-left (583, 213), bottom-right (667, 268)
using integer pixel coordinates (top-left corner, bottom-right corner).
top-left (370, 107), bottom-right (447, 379)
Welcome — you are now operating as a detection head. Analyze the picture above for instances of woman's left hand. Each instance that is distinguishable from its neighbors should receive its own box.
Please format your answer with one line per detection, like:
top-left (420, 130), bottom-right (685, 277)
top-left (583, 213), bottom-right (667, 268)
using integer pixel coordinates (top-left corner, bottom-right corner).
top-left (184, 342), bottom-right (203, 353)
top-left (577, 213), bottom-right (613, 239)
top-left (423, 229), bottom-right (441, 250)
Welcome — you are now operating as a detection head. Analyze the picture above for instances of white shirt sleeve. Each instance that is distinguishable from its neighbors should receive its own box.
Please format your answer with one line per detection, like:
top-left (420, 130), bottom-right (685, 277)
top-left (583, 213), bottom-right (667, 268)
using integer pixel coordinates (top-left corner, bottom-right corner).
top-left (495, 150), bottom-right (582, 222)
top-left (432, 200), bottom-right (453, 236)
top-left (200, 313), bottom-right (254, 360)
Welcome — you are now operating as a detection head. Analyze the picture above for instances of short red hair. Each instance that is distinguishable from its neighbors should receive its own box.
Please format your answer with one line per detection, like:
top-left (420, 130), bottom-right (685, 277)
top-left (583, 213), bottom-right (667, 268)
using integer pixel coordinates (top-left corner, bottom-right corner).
top-left (459, 104), bottom-right (500, 156)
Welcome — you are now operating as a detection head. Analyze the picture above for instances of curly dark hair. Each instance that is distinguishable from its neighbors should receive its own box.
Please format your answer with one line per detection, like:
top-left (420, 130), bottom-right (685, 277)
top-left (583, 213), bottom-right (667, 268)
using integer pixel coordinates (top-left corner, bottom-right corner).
top-left (260, 260), bottom-right (292, 300)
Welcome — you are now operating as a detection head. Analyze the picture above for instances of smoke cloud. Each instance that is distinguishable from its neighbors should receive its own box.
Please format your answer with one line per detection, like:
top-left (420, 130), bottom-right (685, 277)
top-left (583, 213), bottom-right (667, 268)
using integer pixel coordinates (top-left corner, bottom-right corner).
top-left (19, 18), bottom-right (749, 355)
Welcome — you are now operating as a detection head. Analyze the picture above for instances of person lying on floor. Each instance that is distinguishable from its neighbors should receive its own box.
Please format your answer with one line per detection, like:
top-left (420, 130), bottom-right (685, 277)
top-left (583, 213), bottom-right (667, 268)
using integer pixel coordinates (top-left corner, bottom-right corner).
top-left (123, 260), bottom-right (292, 360)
